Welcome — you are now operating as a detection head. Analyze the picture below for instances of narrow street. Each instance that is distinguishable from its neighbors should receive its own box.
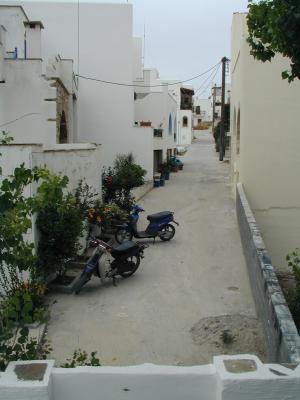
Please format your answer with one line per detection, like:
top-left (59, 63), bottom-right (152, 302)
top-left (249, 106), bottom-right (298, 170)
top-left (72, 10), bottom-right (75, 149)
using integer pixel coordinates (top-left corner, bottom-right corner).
top-left (47, 130), bottom-right (265, 366)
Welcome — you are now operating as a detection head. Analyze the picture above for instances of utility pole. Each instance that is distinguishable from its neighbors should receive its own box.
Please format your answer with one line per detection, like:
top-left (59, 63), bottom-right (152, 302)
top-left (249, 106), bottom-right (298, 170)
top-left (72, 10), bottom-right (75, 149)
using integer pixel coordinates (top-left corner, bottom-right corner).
top-left (212, 84), bottom-right (217, 134)
top-left (219, 57), bottom-right (228, 161)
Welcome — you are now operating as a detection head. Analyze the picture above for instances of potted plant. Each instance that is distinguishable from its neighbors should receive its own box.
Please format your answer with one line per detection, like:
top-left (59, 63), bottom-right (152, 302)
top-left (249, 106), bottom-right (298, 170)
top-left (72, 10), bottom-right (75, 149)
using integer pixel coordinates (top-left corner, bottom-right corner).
top-left (159, 162), bottom-right (171, 180)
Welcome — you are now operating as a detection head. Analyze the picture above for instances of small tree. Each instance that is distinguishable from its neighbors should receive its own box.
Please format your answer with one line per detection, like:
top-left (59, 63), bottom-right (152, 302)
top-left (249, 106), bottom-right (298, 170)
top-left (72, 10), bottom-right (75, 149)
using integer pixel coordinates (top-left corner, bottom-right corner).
top-left (35, 172), bottom-right (84, 277)
top-left (247, 0), bottom-right (300, 82)
top-left (0, 132), bottom-right (43, 294)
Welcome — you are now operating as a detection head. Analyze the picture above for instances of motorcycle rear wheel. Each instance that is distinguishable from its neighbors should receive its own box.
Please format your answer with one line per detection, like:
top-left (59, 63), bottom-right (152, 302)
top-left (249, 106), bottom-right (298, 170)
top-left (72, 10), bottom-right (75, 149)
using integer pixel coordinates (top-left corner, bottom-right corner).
top-left (158, 224), bottom-right (175, 241)
top-left (115, 228), bottom-right (133, 244)
top-left (74, 271), bottom-right (90, 294)
top-left (119, 255), bottom-right (140, 278)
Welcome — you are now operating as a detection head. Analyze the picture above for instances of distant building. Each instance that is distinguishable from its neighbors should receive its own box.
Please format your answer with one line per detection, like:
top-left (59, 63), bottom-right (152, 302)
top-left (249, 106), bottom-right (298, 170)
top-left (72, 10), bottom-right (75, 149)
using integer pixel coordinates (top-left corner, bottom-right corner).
top-left (192, 98), bottom-right (212, 128)
top-left (133, 69), bottom-right (177, 173)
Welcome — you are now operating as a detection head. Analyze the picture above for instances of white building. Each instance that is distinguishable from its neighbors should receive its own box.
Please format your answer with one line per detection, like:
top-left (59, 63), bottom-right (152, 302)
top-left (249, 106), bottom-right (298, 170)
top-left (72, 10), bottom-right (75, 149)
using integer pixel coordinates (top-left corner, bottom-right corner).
top-left (211, 84), bottom-right (231, 127)
top-left (0, 5), bottom-right (78, 145)
top-left (192, 98), bottom-right (212, 128)
top-left (230, 12), bottom-right (300, 269)
top-left (0, 4), bottom-right (102, 246)
top-left (133, 54), bottom-right (177, 173)
top-left (8, 0), bottom-right (153, 180)
top-left (165, 83), bottom-right (194, 147)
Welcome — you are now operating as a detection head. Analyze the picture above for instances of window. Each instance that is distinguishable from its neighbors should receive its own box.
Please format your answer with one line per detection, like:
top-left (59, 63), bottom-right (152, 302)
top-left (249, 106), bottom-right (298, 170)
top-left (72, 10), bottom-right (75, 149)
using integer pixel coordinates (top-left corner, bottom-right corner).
top-left (168, 114), bottom-right (172, 135)
top-left (236, 109), bottom-right (240, 155)
top-left (59, 111), bottom-right (68, 143)
top-left (195, 106), bottom-right (200, 115)
top-left (182, 116), bottom-right (188, 127)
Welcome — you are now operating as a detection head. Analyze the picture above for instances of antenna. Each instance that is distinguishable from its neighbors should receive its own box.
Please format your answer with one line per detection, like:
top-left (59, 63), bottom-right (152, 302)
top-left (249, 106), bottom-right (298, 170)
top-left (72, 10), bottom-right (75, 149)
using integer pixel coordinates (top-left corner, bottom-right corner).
top-left (143, 24), bottom-right (146, 67)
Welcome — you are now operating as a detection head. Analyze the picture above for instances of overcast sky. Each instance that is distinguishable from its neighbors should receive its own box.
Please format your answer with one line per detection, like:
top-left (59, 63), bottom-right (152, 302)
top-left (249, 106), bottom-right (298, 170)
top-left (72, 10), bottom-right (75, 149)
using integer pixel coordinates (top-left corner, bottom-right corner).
top-left (130, 0), bottom-right (249, 97)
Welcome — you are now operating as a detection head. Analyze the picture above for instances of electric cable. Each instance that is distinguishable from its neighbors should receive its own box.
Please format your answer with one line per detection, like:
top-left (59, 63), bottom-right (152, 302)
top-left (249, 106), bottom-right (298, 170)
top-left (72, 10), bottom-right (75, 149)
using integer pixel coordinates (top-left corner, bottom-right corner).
top-left (194, 63), bottom-right (221, 95)
top-left (197, 64), bottom-right (222, 98)
top-left (0, 113), bottom-right (41, 128)
top-left (75, 61), bottom-right (222, 88)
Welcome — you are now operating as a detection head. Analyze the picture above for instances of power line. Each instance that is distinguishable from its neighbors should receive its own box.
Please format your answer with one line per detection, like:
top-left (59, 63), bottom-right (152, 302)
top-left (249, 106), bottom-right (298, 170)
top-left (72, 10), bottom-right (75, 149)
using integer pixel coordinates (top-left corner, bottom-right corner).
top-left (75, 61), bottom-right (222, 88)
top-left (0, 113), bottom-right (41, 128)
top-left (197, 64), bottom-right (222, 98)
top-left (194, 63), bottom-right (221, 95)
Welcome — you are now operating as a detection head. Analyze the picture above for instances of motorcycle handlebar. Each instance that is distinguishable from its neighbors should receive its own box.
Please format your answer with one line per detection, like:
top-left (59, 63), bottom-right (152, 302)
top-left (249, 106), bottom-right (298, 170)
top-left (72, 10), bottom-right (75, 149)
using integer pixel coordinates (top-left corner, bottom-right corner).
top-left (89, 238), bottom-right (112, 251)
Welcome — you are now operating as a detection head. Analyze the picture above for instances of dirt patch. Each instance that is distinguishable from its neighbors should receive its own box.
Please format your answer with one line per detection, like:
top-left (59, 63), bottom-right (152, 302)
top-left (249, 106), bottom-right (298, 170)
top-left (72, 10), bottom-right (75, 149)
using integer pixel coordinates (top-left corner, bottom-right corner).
top-left (190, 314), bottom-right (267, 362)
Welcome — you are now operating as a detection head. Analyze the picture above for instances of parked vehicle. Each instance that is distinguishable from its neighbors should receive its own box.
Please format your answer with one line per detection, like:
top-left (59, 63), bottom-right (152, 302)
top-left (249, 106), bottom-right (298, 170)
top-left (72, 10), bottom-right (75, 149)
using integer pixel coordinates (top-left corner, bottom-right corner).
top-left (115, 205), bottom-right (179, 244)
top-left (74, 239), bottom-right (147, 294)
top-left (170, 156), bottom-right (183, 168)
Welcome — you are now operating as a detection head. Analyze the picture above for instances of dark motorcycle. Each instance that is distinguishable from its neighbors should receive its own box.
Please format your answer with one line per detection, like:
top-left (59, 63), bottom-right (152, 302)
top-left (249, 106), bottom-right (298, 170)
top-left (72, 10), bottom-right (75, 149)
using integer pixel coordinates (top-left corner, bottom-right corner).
top-left (74, 239), bottom-right (147, 294)
top-left (115, 205), bottom-right (179, 244)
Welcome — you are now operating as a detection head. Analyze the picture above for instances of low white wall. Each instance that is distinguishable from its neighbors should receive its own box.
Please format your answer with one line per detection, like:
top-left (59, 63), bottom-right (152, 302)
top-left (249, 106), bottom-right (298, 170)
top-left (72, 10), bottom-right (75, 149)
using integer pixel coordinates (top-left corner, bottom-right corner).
top-left (0, 143), bottom-right (102, 249)
top-left (32, 143), bottom-right (102, 195)
top-left (132, 181), bottom-right (153, 201)
top-left (1, 355), bottom-right (300, 400)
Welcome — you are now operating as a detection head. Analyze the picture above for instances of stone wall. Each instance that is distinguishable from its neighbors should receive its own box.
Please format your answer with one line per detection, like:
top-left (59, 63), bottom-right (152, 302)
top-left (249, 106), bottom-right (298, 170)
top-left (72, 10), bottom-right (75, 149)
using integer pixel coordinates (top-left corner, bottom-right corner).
top-left (236, 183), bottom-right (300, 363)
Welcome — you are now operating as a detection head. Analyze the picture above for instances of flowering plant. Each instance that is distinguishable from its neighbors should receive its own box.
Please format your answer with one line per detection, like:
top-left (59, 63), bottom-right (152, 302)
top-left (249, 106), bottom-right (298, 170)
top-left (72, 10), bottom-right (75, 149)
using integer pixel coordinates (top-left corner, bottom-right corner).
top-left (88, 202), bottom-right (127, 228)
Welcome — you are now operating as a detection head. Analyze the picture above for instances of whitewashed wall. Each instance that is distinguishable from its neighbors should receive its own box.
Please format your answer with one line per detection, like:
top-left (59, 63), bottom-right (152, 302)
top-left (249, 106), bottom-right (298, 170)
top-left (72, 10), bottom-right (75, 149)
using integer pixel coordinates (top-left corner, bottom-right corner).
top-left (14, 1), bottom-right (151, 176)
top-left (130, 126), bottom-right (153, 181)
top-left (0, 5), bottom-right (27, 57)
top-left (134, 89), bottom-right (177, 160)
top-left (0, 143), bottom-right (102, 248)
top-left (133, 37), bottom-right (143, 80)
top-left (230, 13), bottom-right (300, 270)
top-left (193, 98), bottom-right (212, 122)
top-left (179, 110), bottom-right (193, 146)
top-left (0, 59), bottom-right (56, 144)
top-left (1, 355), bottom-right (300, 400)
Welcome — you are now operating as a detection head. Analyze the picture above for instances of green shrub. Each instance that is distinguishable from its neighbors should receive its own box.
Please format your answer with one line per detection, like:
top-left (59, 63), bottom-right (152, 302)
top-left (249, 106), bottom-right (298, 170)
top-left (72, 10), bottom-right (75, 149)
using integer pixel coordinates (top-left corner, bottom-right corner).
top-left (0, 325), bottom-right (52, 372)
top-left (1, 281), bottom-right (48, 326)
top-left (286, 249), bottom-right (300, 331)
top-left (74, 179), bottom-right (99, 219)
top-left (102, 153), bottom-right (146, 211)
top-left (35, 173), bottom-right (84, 277)
top-left (0, 159), bottom-right (43, 295)
top-left (60, 349), bottom-right (101, 368)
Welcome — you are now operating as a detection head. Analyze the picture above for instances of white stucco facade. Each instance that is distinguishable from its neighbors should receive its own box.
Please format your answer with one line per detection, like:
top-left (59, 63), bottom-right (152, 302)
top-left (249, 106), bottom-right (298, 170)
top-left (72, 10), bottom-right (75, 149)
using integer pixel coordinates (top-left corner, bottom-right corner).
top-left (133, 63), bottom-right (177, 172)
top-left (0, 4), bottom-right (78, 145)
top-left (8, 0), bottom-right (153, 178)
top-left (160, 81), bottom-right (194, 148)
top-left (193, 98), bottom-right (212, 125)
top-left (230, 13), bottom-right (300, 269)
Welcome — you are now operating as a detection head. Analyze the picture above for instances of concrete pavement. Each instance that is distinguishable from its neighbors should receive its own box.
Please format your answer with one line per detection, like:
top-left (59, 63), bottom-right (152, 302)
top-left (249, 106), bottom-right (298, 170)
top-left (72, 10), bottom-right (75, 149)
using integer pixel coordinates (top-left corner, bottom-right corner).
top-left (46, 130), bottom-right (265, 366)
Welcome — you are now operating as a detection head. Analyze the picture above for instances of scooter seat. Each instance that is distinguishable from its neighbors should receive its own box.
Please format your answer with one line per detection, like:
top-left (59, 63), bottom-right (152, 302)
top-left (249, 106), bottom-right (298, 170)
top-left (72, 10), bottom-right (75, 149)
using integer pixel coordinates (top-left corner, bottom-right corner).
top-left (111, 241), bottom-right (139, 257)
top-left (147, 211), bottom-right (173, 222)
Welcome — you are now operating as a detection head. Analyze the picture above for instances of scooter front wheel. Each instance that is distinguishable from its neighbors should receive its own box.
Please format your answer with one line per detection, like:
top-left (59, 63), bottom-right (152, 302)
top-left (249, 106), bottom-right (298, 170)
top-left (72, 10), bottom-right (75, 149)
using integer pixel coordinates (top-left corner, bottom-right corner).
top-left (115, 228), bottom-right (133, 244)
top-left (158, 224), bottom-right (175, 241)
top-left (74, 271), bottom-right (90, 294)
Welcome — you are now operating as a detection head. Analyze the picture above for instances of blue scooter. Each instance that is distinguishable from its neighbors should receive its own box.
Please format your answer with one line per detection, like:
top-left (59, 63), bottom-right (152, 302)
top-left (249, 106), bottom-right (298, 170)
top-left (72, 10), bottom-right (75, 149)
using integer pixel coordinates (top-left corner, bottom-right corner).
top-left (115, 205), bottom-right (179, 244)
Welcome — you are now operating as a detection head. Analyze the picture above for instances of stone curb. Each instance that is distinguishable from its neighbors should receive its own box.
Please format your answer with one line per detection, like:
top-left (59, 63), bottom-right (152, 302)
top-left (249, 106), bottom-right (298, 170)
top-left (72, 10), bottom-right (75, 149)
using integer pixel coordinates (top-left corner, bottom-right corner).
top-left (236, 183), bottom-right (300, 364)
